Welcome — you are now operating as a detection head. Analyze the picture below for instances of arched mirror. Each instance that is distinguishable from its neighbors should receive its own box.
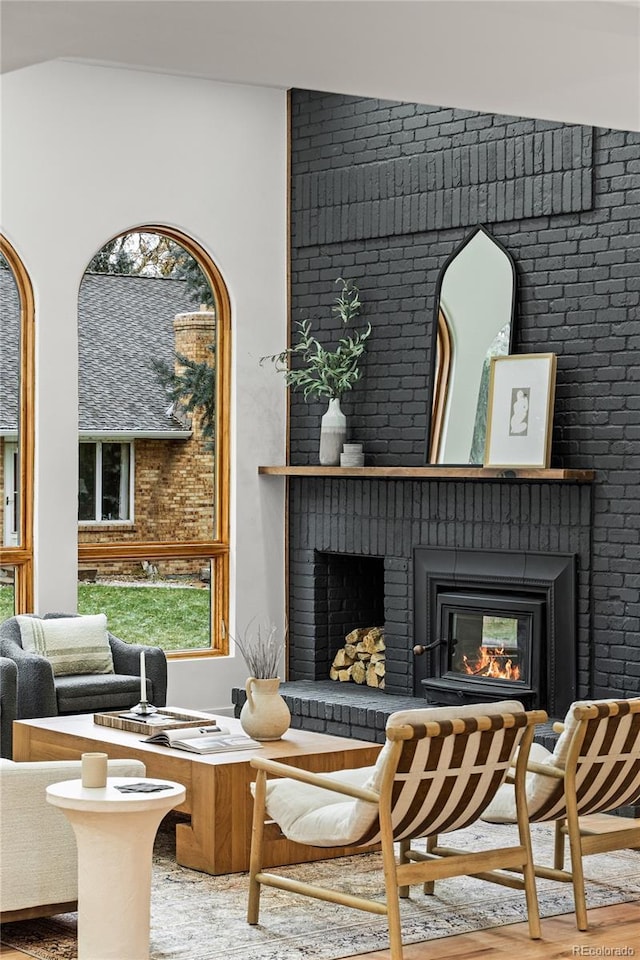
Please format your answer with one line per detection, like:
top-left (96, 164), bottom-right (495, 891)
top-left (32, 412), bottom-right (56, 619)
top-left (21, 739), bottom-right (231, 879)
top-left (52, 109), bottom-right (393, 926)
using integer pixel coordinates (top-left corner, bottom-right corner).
top-left (428, 226), bottom-right (517, 465)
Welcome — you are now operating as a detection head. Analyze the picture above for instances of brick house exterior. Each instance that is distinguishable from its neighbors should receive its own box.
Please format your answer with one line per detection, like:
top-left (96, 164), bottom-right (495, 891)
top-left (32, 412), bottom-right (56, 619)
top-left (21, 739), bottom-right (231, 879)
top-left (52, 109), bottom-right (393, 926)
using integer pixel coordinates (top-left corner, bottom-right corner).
top-left (1, 271), bottom-right (215, 579)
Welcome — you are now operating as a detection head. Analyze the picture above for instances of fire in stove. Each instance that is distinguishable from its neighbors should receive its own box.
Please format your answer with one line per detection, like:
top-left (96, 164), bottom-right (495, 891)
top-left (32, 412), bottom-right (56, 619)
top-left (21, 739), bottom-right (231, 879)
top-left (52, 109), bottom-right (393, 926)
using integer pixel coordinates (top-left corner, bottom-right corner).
top-left (460, 645), bottom-right (521, 681)
top-left (451, 613), bottom-right (523, 682)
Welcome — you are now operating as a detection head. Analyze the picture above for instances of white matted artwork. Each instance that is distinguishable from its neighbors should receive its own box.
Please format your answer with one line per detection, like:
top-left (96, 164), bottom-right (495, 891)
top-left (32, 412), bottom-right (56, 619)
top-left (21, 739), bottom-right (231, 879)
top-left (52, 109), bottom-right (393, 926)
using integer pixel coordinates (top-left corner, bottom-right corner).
top-left (484, 353), bottom-right (557, 468)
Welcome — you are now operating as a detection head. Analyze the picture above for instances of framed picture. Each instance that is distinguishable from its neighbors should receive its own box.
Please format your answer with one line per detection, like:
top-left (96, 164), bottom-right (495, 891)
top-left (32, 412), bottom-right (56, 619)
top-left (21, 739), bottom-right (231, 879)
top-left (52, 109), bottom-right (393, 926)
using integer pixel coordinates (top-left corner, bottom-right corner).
top-left (484, 353), bottom-right (557, 468)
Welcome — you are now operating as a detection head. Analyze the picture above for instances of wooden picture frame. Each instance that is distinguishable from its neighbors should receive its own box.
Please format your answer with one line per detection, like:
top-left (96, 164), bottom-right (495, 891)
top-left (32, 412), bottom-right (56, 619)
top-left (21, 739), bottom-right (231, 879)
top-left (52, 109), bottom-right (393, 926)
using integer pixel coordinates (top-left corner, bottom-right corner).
top-left (484, 353), bottom-right (557, 468)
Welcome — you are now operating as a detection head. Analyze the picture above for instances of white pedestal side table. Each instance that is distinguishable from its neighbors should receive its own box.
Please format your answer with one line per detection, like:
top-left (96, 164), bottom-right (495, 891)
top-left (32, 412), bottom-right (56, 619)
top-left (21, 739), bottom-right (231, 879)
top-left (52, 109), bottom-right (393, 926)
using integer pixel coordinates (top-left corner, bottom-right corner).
top-left (46, 777), bottom-right (186, 960)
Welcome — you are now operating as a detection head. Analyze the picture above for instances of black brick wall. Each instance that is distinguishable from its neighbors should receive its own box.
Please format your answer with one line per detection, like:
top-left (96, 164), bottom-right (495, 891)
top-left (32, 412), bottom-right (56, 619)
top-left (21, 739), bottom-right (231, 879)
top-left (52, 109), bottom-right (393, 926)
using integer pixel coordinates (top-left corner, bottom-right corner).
top-left (286, 90), bottom-right (640, 702)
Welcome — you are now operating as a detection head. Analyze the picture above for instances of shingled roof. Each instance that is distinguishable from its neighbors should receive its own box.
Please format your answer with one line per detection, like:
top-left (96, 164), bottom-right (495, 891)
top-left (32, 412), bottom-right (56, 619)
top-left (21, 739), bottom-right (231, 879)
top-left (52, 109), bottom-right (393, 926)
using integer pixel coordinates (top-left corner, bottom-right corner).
top-left (1, 269), bottom-right (202, 436)
top-left (0, 266), bottom-right (20, 434)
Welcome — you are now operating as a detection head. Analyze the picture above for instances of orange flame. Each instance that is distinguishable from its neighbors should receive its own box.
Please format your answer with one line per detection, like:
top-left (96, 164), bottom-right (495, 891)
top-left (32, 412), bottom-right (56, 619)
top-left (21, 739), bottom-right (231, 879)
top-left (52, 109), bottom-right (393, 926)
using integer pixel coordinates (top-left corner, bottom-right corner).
top-left (461, 645), bottom-right (521, 681)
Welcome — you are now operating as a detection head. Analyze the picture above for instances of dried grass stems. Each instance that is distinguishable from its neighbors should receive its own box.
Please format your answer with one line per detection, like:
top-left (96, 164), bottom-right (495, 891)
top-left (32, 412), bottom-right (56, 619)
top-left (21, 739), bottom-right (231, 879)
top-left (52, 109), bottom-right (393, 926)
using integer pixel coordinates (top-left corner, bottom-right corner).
top-left (232, 621), bottom-right (283, 679)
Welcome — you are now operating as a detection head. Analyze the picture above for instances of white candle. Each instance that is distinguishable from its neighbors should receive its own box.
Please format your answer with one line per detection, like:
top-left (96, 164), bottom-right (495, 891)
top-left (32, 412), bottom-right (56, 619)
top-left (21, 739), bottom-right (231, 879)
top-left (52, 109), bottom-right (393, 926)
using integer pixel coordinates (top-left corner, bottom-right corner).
top-left (140, 650), bottom-right (147, 702)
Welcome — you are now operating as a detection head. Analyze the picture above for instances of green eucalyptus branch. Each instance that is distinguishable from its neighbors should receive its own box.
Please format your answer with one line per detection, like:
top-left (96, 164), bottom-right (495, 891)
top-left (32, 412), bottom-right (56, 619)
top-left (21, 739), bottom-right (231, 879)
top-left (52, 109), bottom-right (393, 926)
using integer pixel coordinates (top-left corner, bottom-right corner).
top-left (260, 277), bottom-right (371, 401)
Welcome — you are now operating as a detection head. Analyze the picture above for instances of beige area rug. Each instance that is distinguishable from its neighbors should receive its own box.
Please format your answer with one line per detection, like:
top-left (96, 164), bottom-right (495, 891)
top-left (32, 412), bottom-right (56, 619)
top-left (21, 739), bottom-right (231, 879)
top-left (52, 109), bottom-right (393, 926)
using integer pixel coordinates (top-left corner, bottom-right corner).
top-left (3, 816), bottom-right (639, 960)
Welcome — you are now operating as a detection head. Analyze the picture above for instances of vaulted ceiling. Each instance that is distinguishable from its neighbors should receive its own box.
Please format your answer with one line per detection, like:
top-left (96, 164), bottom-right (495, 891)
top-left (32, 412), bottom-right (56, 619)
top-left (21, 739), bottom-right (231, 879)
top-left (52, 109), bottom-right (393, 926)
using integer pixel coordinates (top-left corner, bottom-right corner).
top-left (1, 1), bottom-right (639, 131)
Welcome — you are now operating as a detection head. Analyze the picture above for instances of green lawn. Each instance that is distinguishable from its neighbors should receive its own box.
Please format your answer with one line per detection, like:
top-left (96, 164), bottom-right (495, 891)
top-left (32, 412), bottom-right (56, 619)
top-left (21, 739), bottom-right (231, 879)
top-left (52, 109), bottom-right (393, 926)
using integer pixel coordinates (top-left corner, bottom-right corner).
top-left (482, 615), bottom-right (519, 647)
top-left (0, 583), bottom-right (211, 652)
top-left (0, 586), bottom-right (14, 623)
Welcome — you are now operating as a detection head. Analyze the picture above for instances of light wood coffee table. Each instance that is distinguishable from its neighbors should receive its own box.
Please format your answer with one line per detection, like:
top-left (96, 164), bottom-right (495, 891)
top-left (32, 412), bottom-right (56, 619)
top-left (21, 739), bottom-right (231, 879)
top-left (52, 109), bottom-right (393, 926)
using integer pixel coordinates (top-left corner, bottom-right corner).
top-left (14, 712), bottom-right (381, 875)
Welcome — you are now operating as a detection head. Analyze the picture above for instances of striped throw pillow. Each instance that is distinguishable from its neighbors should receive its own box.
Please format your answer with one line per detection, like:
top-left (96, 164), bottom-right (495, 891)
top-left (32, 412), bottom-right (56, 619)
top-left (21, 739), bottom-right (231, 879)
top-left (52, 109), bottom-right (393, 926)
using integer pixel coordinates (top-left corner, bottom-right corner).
top-left (17, 614), bottom-right (115, 676)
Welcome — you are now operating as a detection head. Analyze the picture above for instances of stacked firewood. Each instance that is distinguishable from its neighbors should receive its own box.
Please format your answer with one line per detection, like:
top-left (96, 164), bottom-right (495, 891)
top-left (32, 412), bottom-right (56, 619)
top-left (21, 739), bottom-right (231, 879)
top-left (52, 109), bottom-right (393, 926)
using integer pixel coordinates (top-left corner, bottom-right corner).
top-left (329, 627), bottom-right (385, 688)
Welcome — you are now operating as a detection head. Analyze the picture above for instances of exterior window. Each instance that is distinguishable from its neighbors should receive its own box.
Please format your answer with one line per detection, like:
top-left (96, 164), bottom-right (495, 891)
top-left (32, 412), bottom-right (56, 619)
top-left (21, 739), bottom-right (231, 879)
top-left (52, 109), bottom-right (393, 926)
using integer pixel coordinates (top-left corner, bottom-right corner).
top-left (77, 226), bottom-right (230, 658)
top-left (0, 236), bottom-right (34, 612)
top-left (3, 443), bottom-right (19, 546)
top-left (79, 442), bottom-right (131, 522)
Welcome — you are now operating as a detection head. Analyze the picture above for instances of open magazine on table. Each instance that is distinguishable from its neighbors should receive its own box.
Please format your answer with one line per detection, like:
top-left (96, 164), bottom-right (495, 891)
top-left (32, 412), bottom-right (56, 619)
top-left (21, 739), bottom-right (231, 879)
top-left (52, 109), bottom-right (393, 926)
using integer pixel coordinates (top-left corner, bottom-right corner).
top-left (142, 724), bottom-right (262, 754)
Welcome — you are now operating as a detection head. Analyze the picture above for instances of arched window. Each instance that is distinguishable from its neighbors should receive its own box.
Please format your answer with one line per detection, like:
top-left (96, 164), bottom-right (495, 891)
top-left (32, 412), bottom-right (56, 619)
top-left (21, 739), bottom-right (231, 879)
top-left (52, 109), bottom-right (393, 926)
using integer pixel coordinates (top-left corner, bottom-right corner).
top-left (77, 226), bottom-right (230, 657)
top-left (0, 235), bottom-right (35, 613)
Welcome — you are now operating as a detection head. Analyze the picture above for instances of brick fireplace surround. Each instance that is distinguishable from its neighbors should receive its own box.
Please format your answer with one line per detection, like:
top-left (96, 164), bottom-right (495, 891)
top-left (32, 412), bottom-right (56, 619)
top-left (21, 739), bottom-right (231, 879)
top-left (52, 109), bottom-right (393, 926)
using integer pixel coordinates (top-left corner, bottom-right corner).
top-left (235, 478), bottom-right (590, 747)
top-left (236, 91), bottom-right (639, 748)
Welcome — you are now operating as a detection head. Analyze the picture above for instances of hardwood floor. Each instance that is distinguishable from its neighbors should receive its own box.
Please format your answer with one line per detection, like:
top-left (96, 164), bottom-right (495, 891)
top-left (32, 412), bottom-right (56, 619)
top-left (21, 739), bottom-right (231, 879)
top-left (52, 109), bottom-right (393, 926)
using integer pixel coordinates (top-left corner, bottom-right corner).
top-left (348, 902), bottom-right (640, 960)
top-left (2, 902), bottom-right (639, 959)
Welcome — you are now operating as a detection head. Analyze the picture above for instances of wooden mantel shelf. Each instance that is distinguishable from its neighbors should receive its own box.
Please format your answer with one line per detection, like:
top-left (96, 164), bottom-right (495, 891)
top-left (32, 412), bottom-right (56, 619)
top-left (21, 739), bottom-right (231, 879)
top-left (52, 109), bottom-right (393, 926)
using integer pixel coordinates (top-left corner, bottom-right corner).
top-left (258, 465), bottom-right (595, 482)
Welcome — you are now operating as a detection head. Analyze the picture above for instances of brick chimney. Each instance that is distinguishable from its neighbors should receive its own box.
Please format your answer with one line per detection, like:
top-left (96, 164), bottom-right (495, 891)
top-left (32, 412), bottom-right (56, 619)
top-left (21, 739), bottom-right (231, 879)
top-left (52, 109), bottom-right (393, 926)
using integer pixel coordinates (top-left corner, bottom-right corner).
top-left (173, 309), bottom-right (215, 438)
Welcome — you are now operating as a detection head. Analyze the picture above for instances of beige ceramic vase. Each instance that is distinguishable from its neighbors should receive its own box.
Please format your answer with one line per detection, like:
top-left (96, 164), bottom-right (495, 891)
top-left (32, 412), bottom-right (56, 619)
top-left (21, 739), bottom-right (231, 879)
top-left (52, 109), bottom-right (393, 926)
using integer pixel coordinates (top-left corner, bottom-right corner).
top-left (240, 677), bottom-right (291, 741)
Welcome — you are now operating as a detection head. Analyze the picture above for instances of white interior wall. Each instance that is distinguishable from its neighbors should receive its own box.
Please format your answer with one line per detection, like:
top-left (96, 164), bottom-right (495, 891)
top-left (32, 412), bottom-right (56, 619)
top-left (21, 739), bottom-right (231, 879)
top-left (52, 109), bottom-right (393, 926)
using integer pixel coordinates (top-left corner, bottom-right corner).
top-left (0, 60), bottom-right (288, 711)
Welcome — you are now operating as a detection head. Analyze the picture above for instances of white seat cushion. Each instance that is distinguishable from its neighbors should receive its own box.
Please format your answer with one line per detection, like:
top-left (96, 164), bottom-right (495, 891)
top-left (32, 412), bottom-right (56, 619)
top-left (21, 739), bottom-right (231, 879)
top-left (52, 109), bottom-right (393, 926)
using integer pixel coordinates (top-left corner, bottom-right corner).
top-left (482, 741), bottom-right (559, 822)
top-left (262, 700), bottom-right (525, 847)
top-left (546, 698), bottom-right (640, 769)
top-left (263, 765), bottom-right (378, 847)
top-left (384, 699), bottom-right (524, 729)
top-left (482, 698), bottom-right (640, 823)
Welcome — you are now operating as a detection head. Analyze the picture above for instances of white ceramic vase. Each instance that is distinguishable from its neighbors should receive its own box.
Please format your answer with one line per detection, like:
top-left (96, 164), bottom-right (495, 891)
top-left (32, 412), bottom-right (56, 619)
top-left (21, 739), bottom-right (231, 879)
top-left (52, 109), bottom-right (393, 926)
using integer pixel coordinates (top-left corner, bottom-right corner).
top-left (240, 677), bottom-right (291, 741)
top-left (319, 397), bottom-right (347, 466)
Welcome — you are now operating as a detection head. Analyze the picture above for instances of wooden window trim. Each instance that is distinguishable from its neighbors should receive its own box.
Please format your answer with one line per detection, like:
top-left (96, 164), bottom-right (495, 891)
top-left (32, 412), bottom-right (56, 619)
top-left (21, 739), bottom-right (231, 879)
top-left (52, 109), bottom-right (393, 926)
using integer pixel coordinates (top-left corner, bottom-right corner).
top-left (78, 225), bottom-right (231, 656)
top-left (0, 235), bottom-right (34, 611)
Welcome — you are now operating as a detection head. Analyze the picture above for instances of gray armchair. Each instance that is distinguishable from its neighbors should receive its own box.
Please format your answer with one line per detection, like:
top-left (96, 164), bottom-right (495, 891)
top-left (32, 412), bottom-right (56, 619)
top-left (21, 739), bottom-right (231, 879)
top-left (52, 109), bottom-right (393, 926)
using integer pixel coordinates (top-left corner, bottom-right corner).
top-left (0, 657), bottom-right (18, 757)
top-left (0, 613), bottom-right (167, 720)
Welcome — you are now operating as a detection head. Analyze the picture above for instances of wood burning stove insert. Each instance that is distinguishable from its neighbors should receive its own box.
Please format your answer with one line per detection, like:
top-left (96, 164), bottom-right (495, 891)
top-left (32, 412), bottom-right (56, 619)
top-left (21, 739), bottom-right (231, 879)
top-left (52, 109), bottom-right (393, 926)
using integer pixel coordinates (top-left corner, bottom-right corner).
top-left (421, 591), bottom-right (545, 709)
top-left (413, 547), bottom-right (576, 717)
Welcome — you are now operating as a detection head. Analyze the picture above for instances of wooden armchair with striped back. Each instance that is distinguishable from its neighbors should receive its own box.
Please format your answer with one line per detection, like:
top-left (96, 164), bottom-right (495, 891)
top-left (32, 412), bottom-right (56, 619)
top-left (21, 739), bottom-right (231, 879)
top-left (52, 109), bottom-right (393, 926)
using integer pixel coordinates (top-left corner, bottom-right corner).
top-left (483, 697), bottom-right (640, 930)
top-left (247, 701), bottom-right (547, 960)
